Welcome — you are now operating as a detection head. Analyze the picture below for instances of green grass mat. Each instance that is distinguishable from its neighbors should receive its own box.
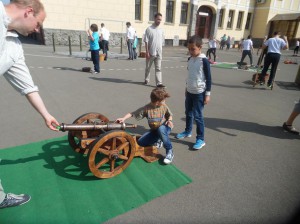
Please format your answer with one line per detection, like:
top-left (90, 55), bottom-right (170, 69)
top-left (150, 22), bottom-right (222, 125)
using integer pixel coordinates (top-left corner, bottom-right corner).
top-left (0, 136), bottom-right (192, 223)
top-left (211, 62), bottom-right (259, 72)
top-left (211, 62), bottom-right (272, 73)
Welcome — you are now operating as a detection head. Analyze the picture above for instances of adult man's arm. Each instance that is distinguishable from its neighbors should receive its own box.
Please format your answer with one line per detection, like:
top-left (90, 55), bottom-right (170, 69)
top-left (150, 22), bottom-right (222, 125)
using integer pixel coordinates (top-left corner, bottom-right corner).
top-left (26, 92), bottom-right (59, 131)
top-left (4, 59), bottom-right (59, 131)
top-left (282, 36), bottom-right (289, 50)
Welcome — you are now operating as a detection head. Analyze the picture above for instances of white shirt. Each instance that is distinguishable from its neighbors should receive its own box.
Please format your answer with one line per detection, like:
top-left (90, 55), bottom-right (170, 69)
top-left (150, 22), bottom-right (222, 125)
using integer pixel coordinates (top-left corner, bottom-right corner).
top-left (0, 2), bottom-right (38, 95)
top-left (296, 41), bottom-right (299, 47)
top-left (126, 26), bottom-right (135, 40)
top-left (209, 39), bottom-right (217, 48)
top-left (242, 39), bottom-right (253, 50)
top-left (264, 37), bottom-right (287, 54)
top-left (100, 27), bottom-right (110, 41)
top-left (143, 24), bottom-right (164, 58)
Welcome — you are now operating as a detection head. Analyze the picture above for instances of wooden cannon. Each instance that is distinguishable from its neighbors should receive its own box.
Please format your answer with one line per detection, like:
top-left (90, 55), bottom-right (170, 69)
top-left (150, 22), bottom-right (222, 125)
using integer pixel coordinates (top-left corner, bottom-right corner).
top-left (58, 112), bottom-right (161, 179)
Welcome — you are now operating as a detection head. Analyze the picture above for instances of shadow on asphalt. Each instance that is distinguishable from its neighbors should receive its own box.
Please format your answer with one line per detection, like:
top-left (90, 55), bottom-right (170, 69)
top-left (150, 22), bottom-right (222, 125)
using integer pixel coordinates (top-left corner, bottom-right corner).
top-left (89, 77), bottom-right (156, 87)
top-left (204, 117), bottom-right (299, 139)
top-left (52, 67), bottom-right (82, 72)
top-left (275, 81), bottom-right (300, 91)
top-left (213, 81), bottom-right (270, 90)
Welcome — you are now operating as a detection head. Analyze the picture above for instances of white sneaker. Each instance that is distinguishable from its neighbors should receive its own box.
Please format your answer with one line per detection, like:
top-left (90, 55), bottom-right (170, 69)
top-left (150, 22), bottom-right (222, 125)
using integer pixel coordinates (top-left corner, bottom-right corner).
top-left (154, 140), bottom-right (163, 149)
top-left (163, 151), bottom-right (174, 165)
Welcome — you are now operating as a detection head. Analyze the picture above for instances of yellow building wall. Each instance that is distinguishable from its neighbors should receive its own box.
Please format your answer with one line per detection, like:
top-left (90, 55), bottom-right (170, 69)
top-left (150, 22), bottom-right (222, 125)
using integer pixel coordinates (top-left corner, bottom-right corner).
top-left (41, 0), bottom-right (191, 40)
top-left (252, 0), bottom-right (300, 39)
top-left (39, 0), bottom-right (299, 45)
top-left (213, 0), bottom-right (255, 42)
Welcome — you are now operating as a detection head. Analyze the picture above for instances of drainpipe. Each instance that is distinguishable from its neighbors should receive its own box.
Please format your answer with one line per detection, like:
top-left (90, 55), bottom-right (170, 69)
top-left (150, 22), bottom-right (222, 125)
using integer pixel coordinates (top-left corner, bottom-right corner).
top-left (249, 0), bottom-right (257, 36)
top-left (188, 0), bottom-right (199, 38)
top-left (213, 0), bottom-right (221, 38)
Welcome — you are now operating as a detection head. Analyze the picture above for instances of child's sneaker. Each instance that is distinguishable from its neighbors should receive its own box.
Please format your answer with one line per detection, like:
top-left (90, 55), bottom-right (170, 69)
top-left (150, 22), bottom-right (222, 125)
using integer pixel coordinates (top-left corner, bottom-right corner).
top-left (175, 131), bottom-right (192, 139)
top-left (163, 151), bottom-right (174, 165)
top-left (193, 139), bottom-right (205, 150)
top-left (154, 139), bottom-right (163, 149)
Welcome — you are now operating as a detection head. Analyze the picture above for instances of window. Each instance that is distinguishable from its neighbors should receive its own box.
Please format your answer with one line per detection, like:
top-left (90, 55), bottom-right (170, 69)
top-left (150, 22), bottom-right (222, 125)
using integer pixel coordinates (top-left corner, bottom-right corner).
top-left (149, 0), bottom-right (159, 21)
top-left (236, 11), bottom-right (244, 29)
top-left (227, 10), bottom-right (234, 28)
top-left (135, 0), bottom-right (142, 20)
top-left (245, 13), bottom-right (252, 30)
top-left (180, 2), bottom-right (188, 24)
top-left (166, 0), bottom-right (175, 23)
top-left (218, 8), bottom-right (224, 28)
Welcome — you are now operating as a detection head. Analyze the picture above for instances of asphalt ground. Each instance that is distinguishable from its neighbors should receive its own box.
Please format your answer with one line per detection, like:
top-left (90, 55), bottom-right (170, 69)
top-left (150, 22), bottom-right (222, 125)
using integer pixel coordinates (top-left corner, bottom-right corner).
top-left (0, 43), bottom-right (300, 224)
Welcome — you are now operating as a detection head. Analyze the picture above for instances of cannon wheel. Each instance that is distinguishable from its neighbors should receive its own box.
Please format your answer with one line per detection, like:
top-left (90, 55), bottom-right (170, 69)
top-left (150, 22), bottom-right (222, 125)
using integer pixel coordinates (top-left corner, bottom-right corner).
top-left (89, 130), bottom-right (136, 178)
top-left (68, 112), bottom-right (109, 154)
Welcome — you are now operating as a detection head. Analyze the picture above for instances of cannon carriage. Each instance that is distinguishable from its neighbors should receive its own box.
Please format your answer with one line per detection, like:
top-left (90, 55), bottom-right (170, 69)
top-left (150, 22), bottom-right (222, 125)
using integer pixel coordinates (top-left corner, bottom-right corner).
top-left (58, 112), bottom-right (161, 179)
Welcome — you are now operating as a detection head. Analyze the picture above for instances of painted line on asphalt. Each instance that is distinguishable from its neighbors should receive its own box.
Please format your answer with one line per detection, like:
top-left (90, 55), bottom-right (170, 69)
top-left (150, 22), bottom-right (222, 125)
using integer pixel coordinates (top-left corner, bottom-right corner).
top-left (27, 65), bottom-right (186, 71)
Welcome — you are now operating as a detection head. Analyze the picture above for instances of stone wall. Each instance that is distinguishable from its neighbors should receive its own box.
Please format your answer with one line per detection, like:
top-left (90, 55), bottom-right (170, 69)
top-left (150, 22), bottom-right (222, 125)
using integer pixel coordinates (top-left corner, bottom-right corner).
top-left (43, 28), bottom-right (177, 47)
top-left (44, 28), bottom-right (127, 47)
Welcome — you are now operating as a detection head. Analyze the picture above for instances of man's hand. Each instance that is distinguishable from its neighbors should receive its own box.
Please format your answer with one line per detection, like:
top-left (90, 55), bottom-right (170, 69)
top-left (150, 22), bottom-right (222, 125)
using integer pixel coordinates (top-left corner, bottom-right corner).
top-left (44, 115), bottom-right (60, 131)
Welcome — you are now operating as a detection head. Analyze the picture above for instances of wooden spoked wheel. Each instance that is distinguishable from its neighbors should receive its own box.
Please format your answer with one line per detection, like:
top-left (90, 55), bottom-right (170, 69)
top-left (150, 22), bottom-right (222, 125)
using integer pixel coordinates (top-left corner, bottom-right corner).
top-left (68, 112), bottom-right (109, 154)
top-left (89, 130), bottom-right (136, 178)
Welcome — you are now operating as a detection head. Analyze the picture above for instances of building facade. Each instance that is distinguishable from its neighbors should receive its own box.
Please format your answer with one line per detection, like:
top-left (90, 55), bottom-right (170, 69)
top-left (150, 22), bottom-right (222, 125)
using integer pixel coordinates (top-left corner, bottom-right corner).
top-left (2, 0), bottom-right (299, 47)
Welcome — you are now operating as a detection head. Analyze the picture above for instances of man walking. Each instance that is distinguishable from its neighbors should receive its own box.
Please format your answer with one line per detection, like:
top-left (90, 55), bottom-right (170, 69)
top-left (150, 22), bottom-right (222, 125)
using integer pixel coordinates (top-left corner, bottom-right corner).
top-left (0, 0), bottom-right (59, 209)
top-left (260, 31), bottom-right (289, 88)
top-left (100, 23), bottom-right (110, 61)
top-left (144, 13), bottom-right (165, 88)
top-left (126, 22), bottom-right (135, 60)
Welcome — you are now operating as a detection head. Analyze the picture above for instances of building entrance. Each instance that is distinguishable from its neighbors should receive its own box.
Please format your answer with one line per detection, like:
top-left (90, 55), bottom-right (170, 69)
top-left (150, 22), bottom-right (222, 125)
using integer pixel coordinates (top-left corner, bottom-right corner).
top-left (196, 6), bottom-right (213, 38)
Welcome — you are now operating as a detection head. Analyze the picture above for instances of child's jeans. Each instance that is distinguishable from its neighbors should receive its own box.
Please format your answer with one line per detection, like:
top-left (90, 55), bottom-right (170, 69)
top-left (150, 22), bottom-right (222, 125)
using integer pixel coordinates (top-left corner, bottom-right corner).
top-left (137, 124), bottom-right (172, 153)
top-left (185, 91), bottom-right (205, 140)
top-left (91, 49), bottom-right (100, 72)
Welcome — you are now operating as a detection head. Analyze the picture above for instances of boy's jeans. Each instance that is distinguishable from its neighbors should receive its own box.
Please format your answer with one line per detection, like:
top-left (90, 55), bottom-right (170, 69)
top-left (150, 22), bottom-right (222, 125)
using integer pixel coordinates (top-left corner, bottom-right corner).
top-left (137, 124), bottom-right (172, 153)
top-left (185, 91), bottom-right (205, 140)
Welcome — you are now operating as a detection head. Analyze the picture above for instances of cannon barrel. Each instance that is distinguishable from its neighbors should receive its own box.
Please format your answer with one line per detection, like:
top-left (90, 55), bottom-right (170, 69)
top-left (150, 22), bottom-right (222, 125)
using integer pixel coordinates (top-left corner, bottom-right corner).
top-left (59, 122), bottom-right (137, 132)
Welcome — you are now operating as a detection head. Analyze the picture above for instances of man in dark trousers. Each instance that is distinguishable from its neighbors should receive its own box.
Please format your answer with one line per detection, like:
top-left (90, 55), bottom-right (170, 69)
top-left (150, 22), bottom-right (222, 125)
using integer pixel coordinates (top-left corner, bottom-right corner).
top-left (260, 31), bottom-right (289, 88)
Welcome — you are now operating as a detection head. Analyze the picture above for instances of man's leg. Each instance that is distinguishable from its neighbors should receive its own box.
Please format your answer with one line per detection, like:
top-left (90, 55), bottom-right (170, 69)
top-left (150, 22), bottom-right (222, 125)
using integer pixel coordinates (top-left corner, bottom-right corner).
top-left (145, 56), bottom-right (155, 83)
top-left (102, 40), bottom-right (108, 60)
top-left (283, 100), bottom-right (300, 134)
top-left (260, 53), bottom-right (272, 82)
top-left (0, 180), bottom-right (5, 204)
top-left (267, 53), bottom-right (280, 86)
top-left (127, 40), bottom-right (131, 59)
top-left (154, 57), bottom-right (162, 86)
top-left (0, 180), bottom-right (31, 209)
top-left (239, 50), bottom-right (247, 64)
top-left (248, 51), bottom-right (253, 65)
top-left (128, 39), bottom-right (134, 60)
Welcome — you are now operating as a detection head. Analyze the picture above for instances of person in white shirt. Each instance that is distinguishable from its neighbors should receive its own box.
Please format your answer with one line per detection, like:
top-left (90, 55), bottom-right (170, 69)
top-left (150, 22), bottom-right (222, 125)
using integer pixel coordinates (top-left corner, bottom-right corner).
top-left (238, 35), bottom-right (254, 66)
top-left (126, 22), bottom-right (135, 60)
top-left (260, 31), bottom-right (289, 88)
top-left (0, 0), bottom-right (59, 209)
top-left (100, 23), bottom-right (110, 61)
top-left (206, 36), bottom-right (218, 62)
